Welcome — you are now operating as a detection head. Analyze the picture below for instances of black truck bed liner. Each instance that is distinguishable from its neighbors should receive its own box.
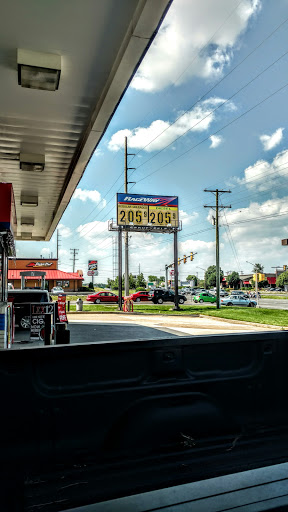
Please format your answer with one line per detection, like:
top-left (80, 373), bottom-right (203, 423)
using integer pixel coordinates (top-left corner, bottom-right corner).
top-left (0, 331), bottom-right (288, 511)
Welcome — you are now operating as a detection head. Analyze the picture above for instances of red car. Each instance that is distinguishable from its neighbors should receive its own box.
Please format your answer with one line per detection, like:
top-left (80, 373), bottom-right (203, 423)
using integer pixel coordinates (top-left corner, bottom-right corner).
top-left (87, 292), bottom-right (124, 304)
top-left (129, 291), bottom-right (150, 302)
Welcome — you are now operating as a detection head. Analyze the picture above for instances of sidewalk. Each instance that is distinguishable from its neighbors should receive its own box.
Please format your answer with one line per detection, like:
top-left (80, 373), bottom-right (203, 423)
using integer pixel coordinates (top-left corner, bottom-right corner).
top-left (67, 312), bottom-right (275, 336)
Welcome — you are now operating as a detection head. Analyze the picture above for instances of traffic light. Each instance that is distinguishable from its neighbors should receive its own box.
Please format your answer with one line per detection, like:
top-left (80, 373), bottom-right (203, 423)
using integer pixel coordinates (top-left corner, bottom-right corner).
top-left (178, 258), bottom-right (180, 265)
top-left (183, 255), bottom-right (187, 264)
top-left (190, 252), bottom-right (193, 261)
top-left (284, 265), bottom-right (287, 271)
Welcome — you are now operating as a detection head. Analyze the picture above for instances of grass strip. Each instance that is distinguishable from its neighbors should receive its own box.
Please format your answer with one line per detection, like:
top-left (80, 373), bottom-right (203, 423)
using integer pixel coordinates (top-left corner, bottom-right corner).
top-left (69, 304), bottom-right (288, 326)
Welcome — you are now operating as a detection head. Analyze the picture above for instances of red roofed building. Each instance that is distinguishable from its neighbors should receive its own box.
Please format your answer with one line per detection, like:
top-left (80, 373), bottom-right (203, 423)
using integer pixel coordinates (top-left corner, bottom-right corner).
top-left (8, 258), bottom-right (83, 292)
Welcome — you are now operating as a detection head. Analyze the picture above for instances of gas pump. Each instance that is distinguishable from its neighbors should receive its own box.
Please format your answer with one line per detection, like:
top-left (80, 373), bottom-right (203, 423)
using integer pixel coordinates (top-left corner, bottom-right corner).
top-left (0, 183), bottom-right (17, 349)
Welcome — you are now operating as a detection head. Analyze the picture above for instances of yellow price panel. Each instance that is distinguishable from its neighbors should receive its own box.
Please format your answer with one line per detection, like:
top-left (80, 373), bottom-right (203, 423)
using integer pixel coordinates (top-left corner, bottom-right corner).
top-left (148, 206), bottom-right (178, 227)
top-left (117, 204), bottom-right (148, 226)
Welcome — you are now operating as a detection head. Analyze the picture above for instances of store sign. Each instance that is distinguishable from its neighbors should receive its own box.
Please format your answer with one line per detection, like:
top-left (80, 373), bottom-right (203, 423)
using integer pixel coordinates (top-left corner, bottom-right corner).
top-left (30, 314), bottom-right (45, 341)
top-left (31, 303), bottom-right (54, 315)
top-left (30, 302), bottom-right (55, 341)
top-left (87, 270), bottom-right (98, 276)
top-left (88, 260), bottom-right (98, 271)
top-left (117, 193), bottom-right (179, 228)
top-left (26, 261), bottom-right (53, 268)
top-left (57, 295), bottom-right (68, 323)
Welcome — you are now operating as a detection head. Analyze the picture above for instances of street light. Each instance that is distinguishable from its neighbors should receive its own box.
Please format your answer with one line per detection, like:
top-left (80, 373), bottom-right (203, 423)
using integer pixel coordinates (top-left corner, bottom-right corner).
top-left (246, 261), bottom-right (259, 308)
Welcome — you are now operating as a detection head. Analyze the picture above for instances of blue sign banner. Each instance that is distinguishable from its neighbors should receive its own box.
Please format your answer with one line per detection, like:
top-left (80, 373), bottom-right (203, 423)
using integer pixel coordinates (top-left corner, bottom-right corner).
top-left (117, 193), bottom-right (178, 207)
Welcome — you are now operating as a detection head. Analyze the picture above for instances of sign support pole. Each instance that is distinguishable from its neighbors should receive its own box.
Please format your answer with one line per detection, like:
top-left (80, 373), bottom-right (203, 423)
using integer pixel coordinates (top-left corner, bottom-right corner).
top-left (118, 227), bottom-right (123, 311)
top-left (173, 230), bottom-right (180, 311)
top-left (165, 264), bottom-right (168, 289)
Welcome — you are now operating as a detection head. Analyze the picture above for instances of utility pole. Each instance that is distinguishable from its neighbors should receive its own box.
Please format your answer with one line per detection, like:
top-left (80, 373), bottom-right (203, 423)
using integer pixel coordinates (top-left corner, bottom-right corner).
top-left (204, 189), bottom-right (231, 309)
top-left (70, 248), bottom-right (79, 273)
top-left (124, 137), bottom-right (135, 297)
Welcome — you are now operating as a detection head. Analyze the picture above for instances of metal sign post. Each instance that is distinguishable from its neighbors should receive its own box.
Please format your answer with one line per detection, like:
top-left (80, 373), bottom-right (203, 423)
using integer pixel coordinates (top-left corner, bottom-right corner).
top-left (118, 226), bottom-right (123, 311)
top-left (174, 230), bottom-right (179, 311)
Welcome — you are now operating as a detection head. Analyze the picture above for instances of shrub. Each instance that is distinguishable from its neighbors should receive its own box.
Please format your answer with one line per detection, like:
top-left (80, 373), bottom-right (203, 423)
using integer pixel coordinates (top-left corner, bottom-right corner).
top-left (136, 287), bottom-right (146, 292)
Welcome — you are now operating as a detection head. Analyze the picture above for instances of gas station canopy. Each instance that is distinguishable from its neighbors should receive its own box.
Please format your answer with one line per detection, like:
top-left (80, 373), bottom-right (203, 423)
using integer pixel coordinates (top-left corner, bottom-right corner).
top-left (0, 0), bottom-right (171, 241)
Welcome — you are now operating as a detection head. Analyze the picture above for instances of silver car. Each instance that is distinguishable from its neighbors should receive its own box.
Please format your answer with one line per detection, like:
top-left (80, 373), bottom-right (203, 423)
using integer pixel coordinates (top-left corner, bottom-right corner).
top-left (221, 294), bottom-right (257, 307)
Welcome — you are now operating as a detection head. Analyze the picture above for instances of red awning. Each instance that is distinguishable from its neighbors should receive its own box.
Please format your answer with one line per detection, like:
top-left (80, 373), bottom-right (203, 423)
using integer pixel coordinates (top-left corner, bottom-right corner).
top-left (243, 280), bottom-right (250, 284)
top-left (267, 276), bottom-right (276, 284)
top-left (8, 269), bottom-right (83, 281)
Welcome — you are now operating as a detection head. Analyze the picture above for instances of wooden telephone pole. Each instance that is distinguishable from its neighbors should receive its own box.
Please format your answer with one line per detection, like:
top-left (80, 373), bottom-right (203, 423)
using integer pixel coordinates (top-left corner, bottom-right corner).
top-left (204, 189), bottom-right (231, 309)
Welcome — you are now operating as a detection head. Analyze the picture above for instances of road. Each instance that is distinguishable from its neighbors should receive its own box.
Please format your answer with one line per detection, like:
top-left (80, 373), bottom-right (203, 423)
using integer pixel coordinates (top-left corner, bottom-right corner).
top-left (69, 297), bottom-right (288, 310)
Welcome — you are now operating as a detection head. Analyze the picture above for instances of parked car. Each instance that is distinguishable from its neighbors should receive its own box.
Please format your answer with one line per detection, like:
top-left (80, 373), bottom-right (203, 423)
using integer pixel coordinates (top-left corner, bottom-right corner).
top-left (274, 287), bottom-right (283, 292)
top-left (220, 290), bottom-right (229, 297)
top-left (87, 291), bottom-right (124, 304)
top-left (221, 295), bottom-right (257, 307)
top-left (51, 286), bottom-right (64, 295)
top-left (150, 289), bottom-right (187, 304)
top-left (8, 289), bottom-right (52, 329)
top-left (230, 290), bottom-right (249, 299)
top-left (193, 292), bottom-right (217, 304)
top-left (130, 291), bottom-right (150, 302)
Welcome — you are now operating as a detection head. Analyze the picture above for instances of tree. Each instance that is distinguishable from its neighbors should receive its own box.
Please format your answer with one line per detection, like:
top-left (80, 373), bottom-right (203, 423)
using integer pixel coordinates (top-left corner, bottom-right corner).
top-left (148, 275), bottom-right (158, 282)
top-left (258, 278), bottom-right (268, 289)
top-left (253, 263), bottom-right (264, 273)
top-left (277, 271), bottom-right (288, 288)
top-left (136, 272), bottom-right (146, 288)
top-left (186, 274), bottom-right (198, 285)
top-left (129, 273), bottom-right (136, 289)
top-left (226, 271), bottom-right (240, 289)
top-left (204, 265), bottom-right (224, 288)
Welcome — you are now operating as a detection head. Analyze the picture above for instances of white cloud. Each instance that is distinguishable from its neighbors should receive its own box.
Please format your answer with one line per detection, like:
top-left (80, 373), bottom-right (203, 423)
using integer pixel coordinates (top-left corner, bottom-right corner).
top-left (58, 223), bottom-right (72, 238)
top-left (180, 209), bottom-right (199, 226)
top-left (131, 0), bottom-right (261, 92)
top-left (237, 149), bottom-right (288, 192)
top-left (108, 97), bottom-right (235, 152)
top-left (259, 128), bottom-right (284, 151)
top-left (40, 247), bottom-right (51, 256)
top-left (210, 135), bottom-right (223, 148)
top-left (72, 188), bottom-right (107, 208)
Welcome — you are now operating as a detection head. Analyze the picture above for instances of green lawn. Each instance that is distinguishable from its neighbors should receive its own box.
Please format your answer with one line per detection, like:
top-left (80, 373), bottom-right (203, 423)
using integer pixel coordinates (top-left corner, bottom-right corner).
top-left (68, 303), bottom-right (288, 327)
top-left (261, 295), bottom-right (288, 300)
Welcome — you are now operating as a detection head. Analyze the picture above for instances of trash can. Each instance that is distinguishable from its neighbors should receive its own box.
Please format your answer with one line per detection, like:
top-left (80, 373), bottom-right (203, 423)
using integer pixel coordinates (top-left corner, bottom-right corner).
top-left (55, 323), bottom-right (70, 344)
top-left (76, 298), bottom-right (83, 311)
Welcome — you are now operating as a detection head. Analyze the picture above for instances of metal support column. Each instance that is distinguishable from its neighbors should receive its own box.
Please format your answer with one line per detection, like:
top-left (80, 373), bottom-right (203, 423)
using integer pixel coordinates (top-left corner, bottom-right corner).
top-left (173, 230), bottom-right (180, 310)
top-left (118, 227), bottom-right (123, 311)
top-left (165, 264), bottom-right (168, 289)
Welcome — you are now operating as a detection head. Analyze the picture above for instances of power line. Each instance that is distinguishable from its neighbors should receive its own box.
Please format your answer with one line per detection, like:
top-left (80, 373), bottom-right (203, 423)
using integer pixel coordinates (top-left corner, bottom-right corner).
top-left (135, 79), bottom-right (288, 186)
top-left (130, 18), bottom-right (288, 166)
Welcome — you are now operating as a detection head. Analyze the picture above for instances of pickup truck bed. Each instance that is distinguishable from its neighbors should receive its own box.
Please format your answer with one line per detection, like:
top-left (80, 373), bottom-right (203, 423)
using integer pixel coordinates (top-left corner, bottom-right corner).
top-left (0, 331), bottom-right (288, 511)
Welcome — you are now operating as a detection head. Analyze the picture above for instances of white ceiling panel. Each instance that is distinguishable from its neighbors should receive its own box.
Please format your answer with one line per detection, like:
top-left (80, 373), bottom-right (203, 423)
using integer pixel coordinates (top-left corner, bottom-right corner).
top-left (0, 0), bottom-right (172, 240)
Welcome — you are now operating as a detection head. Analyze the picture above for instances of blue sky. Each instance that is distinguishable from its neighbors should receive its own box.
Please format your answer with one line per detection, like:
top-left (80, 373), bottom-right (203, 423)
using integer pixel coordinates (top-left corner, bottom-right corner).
top-left (16, 0), bottom-right (288, 282)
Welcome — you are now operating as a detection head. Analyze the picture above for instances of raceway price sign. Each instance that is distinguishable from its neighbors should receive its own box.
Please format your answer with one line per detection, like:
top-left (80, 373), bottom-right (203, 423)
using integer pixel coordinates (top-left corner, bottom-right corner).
top-left (117, 194), bottom-right (178, 228)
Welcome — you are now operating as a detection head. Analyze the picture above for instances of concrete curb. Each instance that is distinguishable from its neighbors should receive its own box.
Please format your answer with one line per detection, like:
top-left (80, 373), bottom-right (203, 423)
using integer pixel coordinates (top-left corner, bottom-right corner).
top-left (67, 311), bottom-right (200, 318)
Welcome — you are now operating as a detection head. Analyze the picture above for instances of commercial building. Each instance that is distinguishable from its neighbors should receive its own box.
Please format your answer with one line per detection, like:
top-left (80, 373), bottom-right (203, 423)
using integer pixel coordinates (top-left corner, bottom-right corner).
top-left (8, 258), bottom-right (83, 291)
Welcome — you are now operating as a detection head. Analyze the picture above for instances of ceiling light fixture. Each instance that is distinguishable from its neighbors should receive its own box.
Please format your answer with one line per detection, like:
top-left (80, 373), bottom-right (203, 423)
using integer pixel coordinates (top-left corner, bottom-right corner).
top-left (20, 153), bottom-right (45, 172)
top-left (20, 195), bottom-right (38, 207)
top-left (17, 49), bottom-right (61, 91)
top-left (21, 232), bottom-right (32, 239)
top-left (21, 217), bottom-right (34, 226)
